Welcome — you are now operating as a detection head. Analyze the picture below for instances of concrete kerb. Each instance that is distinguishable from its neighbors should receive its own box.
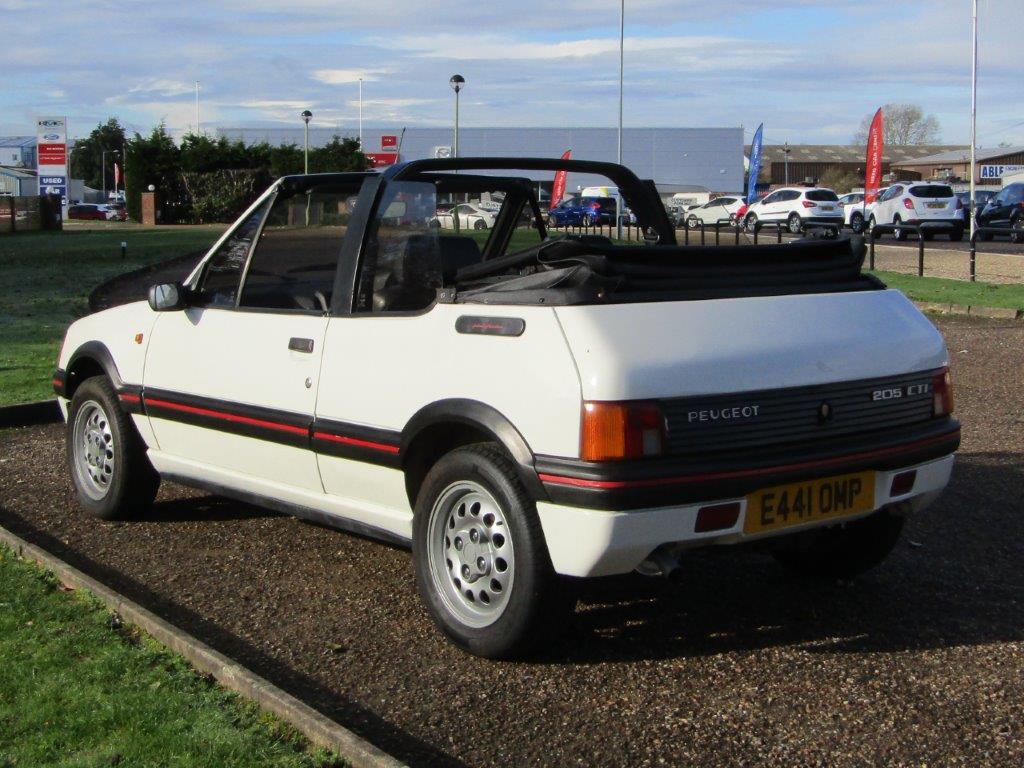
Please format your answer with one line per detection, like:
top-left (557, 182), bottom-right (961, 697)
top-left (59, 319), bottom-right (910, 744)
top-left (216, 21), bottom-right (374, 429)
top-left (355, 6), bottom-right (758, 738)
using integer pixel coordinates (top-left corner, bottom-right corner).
top-left (0, 524), bottom-right (408, 768)
top-left (912, 300), bottom-right (1023, 320)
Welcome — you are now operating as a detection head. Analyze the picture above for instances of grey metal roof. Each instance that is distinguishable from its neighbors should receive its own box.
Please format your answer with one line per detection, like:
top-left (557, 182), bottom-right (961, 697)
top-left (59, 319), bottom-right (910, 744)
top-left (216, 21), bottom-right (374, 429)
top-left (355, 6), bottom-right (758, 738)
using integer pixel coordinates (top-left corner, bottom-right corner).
top-left (218, 126), bottom-right (745, 194)
top-left (748, 144), bottom-right (966, 164)
top-left (0, 166), bottom-right (37, 179)
top-left (0, 136), bottom-right (36, 148)
top-left (896, 146), bottom-right (1024, 164)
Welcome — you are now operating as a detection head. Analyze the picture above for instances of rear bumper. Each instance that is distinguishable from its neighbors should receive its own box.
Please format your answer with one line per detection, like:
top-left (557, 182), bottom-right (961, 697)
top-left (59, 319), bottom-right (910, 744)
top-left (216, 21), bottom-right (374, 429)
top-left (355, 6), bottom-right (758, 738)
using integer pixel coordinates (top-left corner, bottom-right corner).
top-left (537, 454), bottom-right (954, 577)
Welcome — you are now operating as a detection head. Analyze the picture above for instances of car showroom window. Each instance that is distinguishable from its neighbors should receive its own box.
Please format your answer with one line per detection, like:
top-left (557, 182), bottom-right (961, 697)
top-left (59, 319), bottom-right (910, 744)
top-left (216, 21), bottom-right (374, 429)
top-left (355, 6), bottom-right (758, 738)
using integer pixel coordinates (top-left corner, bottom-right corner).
top-left (194, 198), bottom-right (272, 308)
top-left (238, 182), bottom-right (363, 312)
top-left (357, 181), bottom-right (444, 313)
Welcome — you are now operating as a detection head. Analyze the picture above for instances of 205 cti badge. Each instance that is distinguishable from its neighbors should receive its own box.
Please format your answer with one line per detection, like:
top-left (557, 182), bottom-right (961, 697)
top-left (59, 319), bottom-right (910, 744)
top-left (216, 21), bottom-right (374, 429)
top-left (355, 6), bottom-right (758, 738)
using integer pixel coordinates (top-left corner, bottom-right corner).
top-left (53, 157), bottom-right (960, 658)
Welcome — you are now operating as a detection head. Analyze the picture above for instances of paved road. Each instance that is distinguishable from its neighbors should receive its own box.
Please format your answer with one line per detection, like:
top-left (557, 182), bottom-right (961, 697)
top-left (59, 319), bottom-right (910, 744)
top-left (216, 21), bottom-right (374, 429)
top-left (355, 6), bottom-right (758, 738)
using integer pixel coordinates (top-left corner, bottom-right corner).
top-left (1, 315), bottom-right (1021, 767)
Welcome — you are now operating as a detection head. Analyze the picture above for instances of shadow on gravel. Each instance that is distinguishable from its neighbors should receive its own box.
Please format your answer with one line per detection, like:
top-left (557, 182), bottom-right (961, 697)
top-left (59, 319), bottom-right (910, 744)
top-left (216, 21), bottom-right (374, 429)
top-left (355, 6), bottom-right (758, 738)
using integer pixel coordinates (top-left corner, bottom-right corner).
top-left (144, 495), bottom-right (280, 523)
top-left (539, 452), bottom-right (1024, 664)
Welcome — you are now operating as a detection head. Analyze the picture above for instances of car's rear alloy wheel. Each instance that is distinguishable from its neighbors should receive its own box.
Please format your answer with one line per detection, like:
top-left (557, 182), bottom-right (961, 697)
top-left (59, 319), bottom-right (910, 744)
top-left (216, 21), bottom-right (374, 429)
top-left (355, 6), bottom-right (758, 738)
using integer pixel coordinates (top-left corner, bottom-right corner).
top-left (745, 213), bottom-right (758, 233)
top-left (413, 444), bottom-right (565, 658)
top-left (787, 212), bottom-right (802, 234)
top-left (1011, 218), bottom-right (1024, 244)
top-left (67, 376), bottom-right (159, 519)
top-left (687, 215), bottom-right (699, 229)
top-left (850, 212), bottom-right (865, 233)
top-left (893, 216), bottom-right (906, 240)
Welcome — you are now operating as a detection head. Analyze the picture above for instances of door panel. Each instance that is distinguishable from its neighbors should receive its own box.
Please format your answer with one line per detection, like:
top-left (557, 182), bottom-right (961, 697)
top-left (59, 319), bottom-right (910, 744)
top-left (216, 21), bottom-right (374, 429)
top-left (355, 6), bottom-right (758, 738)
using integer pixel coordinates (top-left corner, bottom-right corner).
top-left (144, 308), bottom-right (328, 490)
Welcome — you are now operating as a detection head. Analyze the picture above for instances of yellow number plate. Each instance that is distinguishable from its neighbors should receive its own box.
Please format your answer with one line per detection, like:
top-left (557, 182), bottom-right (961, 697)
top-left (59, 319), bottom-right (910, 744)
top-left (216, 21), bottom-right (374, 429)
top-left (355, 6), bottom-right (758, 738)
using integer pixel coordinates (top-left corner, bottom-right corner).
top-left (744, 472), bottom-right (875, 534)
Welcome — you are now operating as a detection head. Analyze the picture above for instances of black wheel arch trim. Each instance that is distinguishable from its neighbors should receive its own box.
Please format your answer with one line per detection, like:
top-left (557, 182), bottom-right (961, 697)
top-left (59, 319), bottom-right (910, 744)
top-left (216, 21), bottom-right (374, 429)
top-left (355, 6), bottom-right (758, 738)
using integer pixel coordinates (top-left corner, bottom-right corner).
top-left (400, 399), bottom-right (547, 501)
top-left (64, 341), bottom-right (124, 394)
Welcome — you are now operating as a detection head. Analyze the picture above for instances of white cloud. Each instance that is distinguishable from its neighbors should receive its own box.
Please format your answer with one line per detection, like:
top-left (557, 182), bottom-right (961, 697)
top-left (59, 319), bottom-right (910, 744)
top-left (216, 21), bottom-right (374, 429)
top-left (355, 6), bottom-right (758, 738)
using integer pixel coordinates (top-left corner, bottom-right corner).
top-left (312, 68), bottom-right (387, 85)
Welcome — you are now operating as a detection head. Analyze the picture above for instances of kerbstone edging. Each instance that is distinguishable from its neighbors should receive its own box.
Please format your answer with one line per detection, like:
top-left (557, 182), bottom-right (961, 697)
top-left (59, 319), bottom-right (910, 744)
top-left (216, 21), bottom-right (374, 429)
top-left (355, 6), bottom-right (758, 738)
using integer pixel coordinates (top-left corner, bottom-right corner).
top-left (913, 300), bottom-right (1023, 320)
top-left (0, 524), bottom-right (408, 768)
top-left (0, 399), bottom-right (61, 428)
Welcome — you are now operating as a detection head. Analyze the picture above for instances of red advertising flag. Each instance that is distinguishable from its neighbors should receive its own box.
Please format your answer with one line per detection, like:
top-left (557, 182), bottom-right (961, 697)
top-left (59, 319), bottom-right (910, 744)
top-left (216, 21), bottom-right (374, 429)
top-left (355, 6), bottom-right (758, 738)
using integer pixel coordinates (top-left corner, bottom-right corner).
top-left (864, 108), bottom-right (884, 204)
top-left (549, 150), bottom-right (572, 210)
top-left (114, 163), bottom-right (121, 186)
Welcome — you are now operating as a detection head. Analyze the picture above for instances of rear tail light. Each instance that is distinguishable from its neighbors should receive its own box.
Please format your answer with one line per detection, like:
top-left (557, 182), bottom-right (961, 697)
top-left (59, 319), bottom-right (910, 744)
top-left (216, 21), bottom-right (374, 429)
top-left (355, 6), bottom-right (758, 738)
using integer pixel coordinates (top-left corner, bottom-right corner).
top-left (903, 198), bottom-right (915, 210)
top-left (932, 368), bottom-right (954, 417)
top-left (802, 200), bottom-right (815, 208)
top-left (581, 401), bottom-right (666, 461)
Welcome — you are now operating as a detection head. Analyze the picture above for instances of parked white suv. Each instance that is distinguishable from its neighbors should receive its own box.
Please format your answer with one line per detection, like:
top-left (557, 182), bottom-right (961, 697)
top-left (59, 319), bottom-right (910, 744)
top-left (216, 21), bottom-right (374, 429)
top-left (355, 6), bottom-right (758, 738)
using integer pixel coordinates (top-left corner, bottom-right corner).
top-left (54, 158), bottom-right (959, 659)
top-left (742, 187), bottom-right (844, 234)
top-left (868, 182), bottom-right (965, 241)
top-left (838, 192), bottom-right (868, 233)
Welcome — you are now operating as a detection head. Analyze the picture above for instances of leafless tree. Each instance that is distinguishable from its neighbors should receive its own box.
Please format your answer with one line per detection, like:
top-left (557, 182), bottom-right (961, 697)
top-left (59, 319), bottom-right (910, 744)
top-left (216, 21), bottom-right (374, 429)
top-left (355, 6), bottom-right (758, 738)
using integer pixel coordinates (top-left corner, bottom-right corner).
top-left (852, 104), bottom-right (941, 146)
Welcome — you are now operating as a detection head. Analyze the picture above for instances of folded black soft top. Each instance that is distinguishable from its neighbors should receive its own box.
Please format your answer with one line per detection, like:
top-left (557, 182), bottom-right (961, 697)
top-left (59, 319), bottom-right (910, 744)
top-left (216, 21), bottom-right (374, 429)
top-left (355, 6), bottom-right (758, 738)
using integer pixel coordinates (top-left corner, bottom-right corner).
top-left (454, 235), bottom-right (884, 306)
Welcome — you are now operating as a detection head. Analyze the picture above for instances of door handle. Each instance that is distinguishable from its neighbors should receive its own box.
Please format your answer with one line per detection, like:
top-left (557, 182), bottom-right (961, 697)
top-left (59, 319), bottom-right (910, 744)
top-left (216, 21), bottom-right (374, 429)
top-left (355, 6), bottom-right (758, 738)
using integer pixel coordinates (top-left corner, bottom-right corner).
top-left (288, 337), bottom-right (315, 353)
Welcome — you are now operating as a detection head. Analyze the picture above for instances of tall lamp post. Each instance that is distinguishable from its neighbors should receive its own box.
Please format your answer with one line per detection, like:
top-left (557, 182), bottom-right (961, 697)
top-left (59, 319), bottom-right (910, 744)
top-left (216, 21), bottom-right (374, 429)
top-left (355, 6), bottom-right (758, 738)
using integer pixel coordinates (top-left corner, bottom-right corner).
top-left (969, 0), bottom-right (978, 239)
top-left (783, 141), bottom-right (791, 185)
top-left (449, 74), bottom-right (465, 158)
top-left (616, 0), bottom-right (625, 240)
top-left (301, 110), bottom-right (313, 174)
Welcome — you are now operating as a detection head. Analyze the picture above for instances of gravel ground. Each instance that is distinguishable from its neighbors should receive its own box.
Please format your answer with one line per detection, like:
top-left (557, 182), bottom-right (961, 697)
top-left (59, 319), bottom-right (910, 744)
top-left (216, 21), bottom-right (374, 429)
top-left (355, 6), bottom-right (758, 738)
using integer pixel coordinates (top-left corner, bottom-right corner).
top-left (1, 315), bottom-right (1022, 768)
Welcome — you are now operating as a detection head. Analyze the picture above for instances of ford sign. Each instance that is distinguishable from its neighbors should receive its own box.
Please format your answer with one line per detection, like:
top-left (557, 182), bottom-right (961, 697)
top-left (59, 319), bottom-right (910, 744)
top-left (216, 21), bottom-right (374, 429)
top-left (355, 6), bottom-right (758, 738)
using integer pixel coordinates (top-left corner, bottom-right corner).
top-left (43, 133), bottom-right (62, 141)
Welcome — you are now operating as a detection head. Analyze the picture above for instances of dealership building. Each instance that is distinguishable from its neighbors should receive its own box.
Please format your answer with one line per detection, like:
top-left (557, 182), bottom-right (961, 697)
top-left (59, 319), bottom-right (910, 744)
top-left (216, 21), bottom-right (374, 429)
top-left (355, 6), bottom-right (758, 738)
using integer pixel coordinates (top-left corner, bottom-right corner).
top-left (217, 126), bottom-right (745, 198)
top-left (892, 145), bottom-right (1024, 185)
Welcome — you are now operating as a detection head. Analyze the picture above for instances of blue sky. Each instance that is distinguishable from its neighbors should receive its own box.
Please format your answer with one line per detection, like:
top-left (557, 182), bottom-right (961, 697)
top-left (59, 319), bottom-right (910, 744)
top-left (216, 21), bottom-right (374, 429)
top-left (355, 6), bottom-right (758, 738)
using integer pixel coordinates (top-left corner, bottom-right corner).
top-left (1, 0), bottom-right (1020, 147)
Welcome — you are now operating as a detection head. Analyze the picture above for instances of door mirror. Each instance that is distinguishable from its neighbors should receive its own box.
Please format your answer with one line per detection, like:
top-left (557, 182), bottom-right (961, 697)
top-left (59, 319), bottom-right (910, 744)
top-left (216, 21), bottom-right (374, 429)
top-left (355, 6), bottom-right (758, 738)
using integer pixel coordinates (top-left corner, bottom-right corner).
top-left (148, 282), bottom-right (189, 312)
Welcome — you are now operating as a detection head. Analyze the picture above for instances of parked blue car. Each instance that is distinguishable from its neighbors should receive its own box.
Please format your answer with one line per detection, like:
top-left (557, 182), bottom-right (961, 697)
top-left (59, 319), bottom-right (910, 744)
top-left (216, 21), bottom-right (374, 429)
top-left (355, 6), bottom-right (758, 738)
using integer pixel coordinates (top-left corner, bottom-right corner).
top-left (546, 196), bottom-right (618, 227)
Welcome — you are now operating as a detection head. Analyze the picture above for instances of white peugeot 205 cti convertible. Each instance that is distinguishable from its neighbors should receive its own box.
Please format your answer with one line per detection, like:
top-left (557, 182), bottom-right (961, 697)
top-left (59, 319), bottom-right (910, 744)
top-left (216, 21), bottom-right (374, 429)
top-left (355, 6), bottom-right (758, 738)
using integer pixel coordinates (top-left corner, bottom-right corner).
top-left (54, 157), bottom-right (960, 658)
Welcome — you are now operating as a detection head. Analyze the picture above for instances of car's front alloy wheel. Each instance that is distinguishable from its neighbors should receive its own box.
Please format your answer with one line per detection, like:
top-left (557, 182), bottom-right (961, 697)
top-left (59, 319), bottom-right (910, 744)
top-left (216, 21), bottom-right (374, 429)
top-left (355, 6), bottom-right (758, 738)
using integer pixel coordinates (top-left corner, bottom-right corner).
top-left (66, 376), bottom-right (159, 520)
top-left (850, 212), bottom-right (865, 233)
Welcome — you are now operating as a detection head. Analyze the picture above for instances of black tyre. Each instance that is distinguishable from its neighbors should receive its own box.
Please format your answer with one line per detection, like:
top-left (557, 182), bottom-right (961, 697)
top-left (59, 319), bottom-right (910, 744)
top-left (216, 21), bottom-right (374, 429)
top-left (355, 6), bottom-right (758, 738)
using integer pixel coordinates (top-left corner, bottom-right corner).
top-left (687, 214), bottom-right (700, 229)
top-left (413, 444), bottom-right (564, 659)
top-left (1011, 217), bottom-right (1024, 244)
top-left (787, 212), bottom-right (803, 234)
top-left (772, 508), bottom-right (905, 580)
top-left (745, 213), bottom-right (758, 233)
top-left (893, 217), bottom-right (906, 241)
top-left (546, 215), bottom-right (558, 229)
top-left (66, 376), bottom-right (159, 520)
top-left (473, 219), bottom-right (487, 230)
top-left (949, 226), bottom-right (964, 242)
top-left (850, 212), bottom-right (865, 234)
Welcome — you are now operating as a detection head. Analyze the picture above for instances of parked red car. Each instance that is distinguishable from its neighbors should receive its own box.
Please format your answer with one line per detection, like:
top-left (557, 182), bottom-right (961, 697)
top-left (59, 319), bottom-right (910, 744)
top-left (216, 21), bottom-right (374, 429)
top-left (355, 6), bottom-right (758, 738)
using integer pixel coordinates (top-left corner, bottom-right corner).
top-left (68, 204), bottom-right (109, 221)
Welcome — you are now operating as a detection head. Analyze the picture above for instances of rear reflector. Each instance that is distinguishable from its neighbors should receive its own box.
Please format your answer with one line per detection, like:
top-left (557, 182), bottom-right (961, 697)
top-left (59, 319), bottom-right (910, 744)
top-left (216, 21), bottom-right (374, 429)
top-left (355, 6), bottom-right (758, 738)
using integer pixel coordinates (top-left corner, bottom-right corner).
top-left (694, 502), bottom-right (741, 533)
top-left (890, 470), bottom-right (917, 497)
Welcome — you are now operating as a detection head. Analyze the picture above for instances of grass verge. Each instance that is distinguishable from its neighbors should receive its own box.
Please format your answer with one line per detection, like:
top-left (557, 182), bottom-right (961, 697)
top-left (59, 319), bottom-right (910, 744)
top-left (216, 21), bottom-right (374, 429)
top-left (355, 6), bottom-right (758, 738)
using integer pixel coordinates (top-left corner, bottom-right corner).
top-left (871, 270), bottom-right (1024, 310)
top-left (0, 544), bottom-right (342, 767)
top-left (0, 225), bottom-right (225, 405)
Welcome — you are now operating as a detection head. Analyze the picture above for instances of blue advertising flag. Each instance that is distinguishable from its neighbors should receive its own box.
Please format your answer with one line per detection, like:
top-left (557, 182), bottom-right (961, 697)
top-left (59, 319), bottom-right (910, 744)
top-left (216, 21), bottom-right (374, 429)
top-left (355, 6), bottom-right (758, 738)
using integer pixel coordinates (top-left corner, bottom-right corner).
top-left (746, 123), bottom-right (764, 204)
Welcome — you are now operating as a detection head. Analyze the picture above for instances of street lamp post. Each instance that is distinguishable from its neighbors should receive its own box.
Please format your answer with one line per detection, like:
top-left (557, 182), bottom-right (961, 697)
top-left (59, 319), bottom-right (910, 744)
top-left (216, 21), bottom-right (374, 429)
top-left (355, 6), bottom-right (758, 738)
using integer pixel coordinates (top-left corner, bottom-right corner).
top-left (616, 0), bottom-right (625, 240)
top-left (449, 74), bottom-right (465, 158)
top-left (783, 142), bottom-right (791, 185)
top-left (301, 110), bottom-right (313, 174)
top-left (969, 0), bottom-right (978, 239)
